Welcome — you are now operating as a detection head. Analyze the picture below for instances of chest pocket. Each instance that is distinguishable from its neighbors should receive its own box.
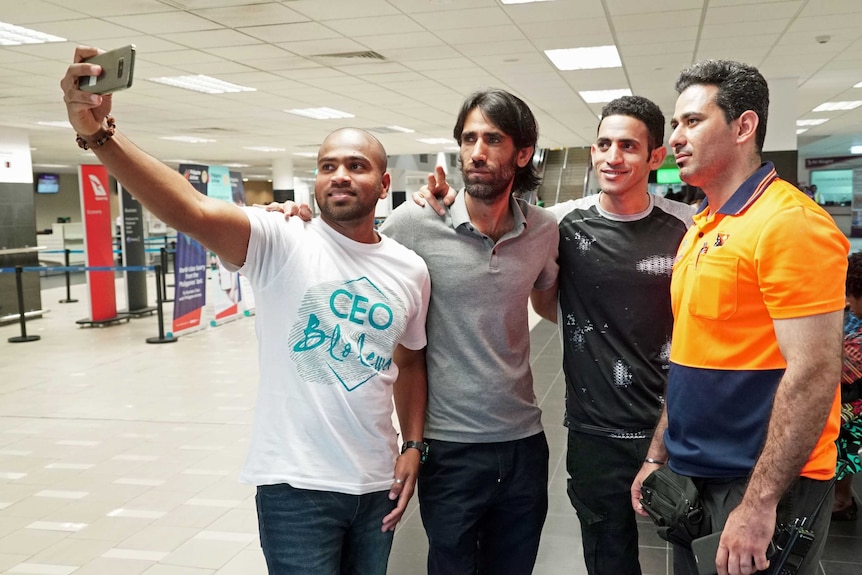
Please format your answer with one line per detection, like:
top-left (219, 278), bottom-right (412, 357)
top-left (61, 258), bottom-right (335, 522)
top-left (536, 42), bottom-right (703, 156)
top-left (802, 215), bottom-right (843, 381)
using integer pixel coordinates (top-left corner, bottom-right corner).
top-left (687, 255), bottom-right (738, 320)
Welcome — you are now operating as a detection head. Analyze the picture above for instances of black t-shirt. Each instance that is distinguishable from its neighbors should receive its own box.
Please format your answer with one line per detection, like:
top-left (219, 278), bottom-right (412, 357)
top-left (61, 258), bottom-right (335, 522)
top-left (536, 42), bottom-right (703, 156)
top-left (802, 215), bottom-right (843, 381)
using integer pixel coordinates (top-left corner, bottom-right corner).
top-left (552, 194), bottom-right (692, 438)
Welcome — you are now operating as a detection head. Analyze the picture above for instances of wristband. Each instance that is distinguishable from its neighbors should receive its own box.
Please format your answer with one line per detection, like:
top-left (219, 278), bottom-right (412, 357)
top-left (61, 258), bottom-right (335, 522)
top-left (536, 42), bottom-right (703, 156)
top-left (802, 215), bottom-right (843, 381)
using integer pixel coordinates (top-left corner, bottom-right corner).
top-left (76, 115), bottom-right (116, 150)
top-left (644, 457), bottom-right (666, 465)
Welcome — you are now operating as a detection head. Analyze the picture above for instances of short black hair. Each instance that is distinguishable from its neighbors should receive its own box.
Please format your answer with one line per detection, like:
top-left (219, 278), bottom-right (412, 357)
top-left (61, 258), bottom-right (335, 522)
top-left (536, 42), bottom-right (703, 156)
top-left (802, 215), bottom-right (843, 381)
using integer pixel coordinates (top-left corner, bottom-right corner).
top-left (675, 59), bottom-right (769, 153)
top-left (453, 89), bottom-right (541, 194)
top-left (599, 95), bottom-right (665, 152)
top-left (847, 252), bottom-right (862, 299)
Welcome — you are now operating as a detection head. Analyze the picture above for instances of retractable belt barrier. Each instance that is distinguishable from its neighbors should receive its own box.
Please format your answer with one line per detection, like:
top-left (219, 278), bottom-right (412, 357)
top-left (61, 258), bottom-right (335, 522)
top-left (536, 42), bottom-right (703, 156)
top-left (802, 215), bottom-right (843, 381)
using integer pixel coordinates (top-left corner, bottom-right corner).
top-left (0, 263), bottom-right (176, 345)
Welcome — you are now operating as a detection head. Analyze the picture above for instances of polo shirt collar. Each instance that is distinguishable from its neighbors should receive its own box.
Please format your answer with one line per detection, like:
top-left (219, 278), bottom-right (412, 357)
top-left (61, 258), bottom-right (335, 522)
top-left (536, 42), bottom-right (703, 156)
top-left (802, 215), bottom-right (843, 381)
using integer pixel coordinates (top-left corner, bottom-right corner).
top-left (712, 161), bottom-right (778, 215)
top-left (450, 188), bottom-right (528, 232)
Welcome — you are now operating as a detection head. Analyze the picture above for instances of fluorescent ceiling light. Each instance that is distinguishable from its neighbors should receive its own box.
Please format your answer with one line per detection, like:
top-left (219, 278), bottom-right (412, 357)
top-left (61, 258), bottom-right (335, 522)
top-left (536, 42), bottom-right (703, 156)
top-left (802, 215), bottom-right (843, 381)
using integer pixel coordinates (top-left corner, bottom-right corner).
top-left (795, 119), bottom-right (828, 126)
top-left (159, 136), bottom-right (216, 144)
top-left (148, 75), bottom-right (256, 94)
top-left (545, 45), bottom-right (621, 71)
top-left (579, 89), bottom-right (632, 103)
top-left (851, 146), bottom-right (862, 154)
top-left (417, 138), bottom-right (456, 145)
top-left (0, 21), bottom-right (65, 45)
top-left (286, 107), bottom-right (354, 120)
top-left (244, 146), bottom-right (286, 153)
top-left (854, 81), bottom-right (862, 88)
top-left (33, 163), bottom-right (70, 169)
top-left (387, 125), bottom-right (415, 133)
top-left (222, 163), bottom-right (250, 168)
top-left (796, 128), bottom-right (808, 135)
top-left (36, 120), bottom-right (72, 129)
top-left (293, 152), bottom-right (318, 158)
top-left (812, 101), bottom-right (862, 112)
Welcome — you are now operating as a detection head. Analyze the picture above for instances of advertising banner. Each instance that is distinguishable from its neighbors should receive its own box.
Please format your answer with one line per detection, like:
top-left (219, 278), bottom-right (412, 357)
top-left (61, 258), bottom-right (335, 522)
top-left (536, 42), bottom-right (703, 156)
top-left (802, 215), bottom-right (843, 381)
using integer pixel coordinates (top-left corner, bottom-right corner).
top-left (206, 165), bottom-right (242, 324)
top-left (171, 164), bottom-right (209, 335)
top-left (78, 164), bottom-right (118, 322)
top-left (119, 184), bottom-right (151, 313)
top-left (230, 171), bottom-right (255, 316)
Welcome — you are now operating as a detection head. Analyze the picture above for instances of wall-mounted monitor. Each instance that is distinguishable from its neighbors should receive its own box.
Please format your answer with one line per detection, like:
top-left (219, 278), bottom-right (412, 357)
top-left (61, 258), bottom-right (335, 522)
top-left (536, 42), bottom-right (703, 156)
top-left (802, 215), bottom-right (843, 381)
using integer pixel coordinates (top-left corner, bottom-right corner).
top-left (36, 173), bottom-right (60, 194)
top-left (655, 167), bottom-right (682, 184)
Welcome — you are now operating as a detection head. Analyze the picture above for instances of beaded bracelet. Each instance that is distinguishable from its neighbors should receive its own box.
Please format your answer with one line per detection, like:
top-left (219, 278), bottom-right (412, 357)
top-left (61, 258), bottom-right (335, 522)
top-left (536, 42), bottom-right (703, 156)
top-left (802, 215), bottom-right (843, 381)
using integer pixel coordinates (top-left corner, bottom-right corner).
top-left (76, 115), bottom-right (116, 150)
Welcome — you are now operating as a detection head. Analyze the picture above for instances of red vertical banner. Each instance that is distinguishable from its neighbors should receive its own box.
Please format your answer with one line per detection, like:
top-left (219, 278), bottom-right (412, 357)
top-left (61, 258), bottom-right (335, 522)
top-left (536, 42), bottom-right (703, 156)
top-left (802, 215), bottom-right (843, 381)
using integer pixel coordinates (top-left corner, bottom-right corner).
top-left (78, 164), bottom-right (117, 321)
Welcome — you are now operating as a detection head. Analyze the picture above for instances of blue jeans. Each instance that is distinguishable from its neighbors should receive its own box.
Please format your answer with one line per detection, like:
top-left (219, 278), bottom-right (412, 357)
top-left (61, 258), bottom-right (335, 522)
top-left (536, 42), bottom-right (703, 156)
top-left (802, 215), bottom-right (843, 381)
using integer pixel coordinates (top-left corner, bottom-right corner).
top-left (255, 483), bottom-right (395, 575)
top-left (566, 429), bottom-right (651, 575)
top-left (418, 432), bottom-right (549, 575)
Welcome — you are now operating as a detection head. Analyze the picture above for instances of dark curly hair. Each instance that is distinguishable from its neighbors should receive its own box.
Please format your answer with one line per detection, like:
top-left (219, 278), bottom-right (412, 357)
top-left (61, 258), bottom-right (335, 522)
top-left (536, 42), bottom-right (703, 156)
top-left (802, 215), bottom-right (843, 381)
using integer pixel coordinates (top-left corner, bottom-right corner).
top-left (847, 252), bottom-right (862, 299)
top-left (453, 89), bottom-right (541, 194)
top-left (599, 95), bottom-right (665, 152)
top-left (675, 59), bottom-right (769, 153)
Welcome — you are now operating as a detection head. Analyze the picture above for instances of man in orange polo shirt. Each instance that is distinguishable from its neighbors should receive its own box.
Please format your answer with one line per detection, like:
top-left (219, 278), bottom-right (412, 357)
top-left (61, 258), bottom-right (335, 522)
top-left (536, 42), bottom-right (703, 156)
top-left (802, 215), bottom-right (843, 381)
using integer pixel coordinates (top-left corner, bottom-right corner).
top-left (631, 60), bottom-right (849, 575)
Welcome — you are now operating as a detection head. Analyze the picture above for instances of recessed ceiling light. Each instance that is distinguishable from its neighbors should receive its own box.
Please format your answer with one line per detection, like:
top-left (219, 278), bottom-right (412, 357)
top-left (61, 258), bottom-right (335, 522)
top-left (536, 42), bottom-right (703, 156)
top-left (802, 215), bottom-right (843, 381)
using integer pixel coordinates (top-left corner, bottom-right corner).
top-left (293, 152), bottom-right (318, 158)
top-left (544, 45), bottom-right (621, 71)
top-left (159, 136), bottom-right (216, 144)
top-left (579, 89), bottom-right (632, 103)
top-left (387, 125), bottom-right (415, 133)
top-left (148, 75), bottom-right (256, 94)
top-left (796, 119), bottom-right (829, 126)
top-left (286, 107), bottom-right (354, 120)
top-left (417, 138), bottom-right (456, 145)
top-left (812, 101), bottom-right (862, 112)
top-left (0, 21), bottom-right (65, 45)
top-left (796, 128), bottom-right (809, 135)
top-left (36, 121), bottom-right (72, 129)
top-left (244, 146), bottom-right (286, 153)
top-left (854, 81), bottom-right (862, 88)
top-left (851, 146), bottom-right (862, 154)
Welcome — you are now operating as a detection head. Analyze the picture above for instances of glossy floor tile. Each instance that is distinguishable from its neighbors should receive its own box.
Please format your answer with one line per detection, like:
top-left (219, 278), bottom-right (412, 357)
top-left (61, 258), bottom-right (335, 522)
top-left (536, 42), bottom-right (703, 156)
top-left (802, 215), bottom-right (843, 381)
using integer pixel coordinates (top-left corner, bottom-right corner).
top-left (1, 271), bottom-right (860, 574)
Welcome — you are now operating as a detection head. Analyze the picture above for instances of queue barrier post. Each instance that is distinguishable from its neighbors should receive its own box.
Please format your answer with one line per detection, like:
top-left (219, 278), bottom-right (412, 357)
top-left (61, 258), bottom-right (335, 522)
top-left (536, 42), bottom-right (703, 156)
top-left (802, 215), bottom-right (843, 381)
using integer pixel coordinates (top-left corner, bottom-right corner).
top-left (8, 265), bottom-right (40, 343)
top-left (59, 249), bottom-right (78, 304)
top-left (146, 263), bottom-right (177, 344)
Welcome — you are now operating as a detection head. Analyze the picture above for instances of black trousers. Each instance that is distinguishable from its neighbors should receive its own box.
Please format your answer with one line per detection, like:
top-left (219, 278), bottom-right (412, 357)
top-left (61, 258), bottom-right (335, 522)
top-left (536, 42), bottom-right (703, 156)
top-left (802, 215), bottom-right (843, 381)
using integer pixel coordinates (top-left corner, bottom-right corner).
top-left (418, 432), bottom-right (549, 575)
top-left (673, 475), bottom-right (834, 575)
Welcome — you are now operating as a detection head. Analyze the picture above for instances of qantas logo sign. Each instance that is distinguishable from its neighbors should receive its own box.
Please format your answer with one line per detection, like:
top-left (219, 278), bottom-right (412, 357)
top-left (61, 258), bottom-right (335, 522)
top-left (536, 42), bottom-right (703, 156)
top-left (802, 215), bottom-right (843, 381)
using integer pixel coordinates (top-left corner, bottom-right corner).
top-left (88, 174), bottom-right (109, 200)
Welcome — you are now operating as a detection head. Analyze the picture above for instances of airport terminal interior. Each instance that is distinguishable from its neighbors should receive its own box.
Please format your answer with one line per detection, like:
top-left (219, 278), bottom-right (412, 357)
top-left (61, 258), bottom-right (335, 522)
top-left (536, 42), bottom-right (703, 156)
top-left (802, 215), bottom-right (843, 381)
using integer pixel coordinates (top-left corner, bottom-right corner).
top-left (4, 0), bottom-right (862, 574)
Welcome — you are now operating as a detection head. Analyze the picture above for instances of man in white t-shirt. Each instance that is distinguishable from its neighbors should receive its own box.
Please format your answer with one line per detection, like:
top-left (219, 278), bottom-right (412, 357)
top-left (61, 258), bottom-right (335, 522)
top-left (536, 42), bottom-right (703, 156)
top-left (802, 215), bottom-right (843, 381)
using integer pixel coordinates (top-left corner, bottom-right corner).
top-left (62, 47), bottom-right (431, 575)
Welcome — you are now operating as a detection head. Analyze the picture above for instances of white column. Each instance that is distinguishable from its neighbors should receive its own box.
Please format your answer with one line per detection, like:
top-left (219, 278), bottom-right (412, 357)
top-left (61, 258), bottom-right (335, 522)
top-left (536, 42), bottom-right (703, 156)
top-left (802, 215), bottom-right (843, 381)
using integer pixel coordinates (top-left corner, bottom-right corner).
top-left (272, 157), bottom-right (295, 204)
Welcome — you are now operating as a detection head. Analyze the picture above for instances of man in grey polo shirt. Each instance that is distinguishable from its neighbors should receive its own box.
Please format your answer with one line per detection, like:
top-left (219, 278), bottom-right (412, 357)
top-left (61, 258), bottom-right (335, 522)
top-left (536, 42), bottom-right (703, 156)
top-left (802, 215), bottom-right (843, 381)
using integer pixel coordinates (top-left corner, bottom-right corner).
top-left (379, 89), bottom-right (559, 575)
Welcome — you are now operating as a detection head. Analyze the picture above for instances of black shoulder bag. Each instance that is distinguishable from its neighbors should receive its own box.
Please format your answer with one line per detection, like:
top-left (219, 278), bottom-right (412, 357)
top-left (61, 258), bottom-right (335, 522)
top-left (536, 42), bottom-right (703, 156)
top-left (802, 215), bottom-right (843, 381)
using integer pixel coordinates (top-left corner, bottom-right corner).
top-left (639, 464), bottom-right (710, 548)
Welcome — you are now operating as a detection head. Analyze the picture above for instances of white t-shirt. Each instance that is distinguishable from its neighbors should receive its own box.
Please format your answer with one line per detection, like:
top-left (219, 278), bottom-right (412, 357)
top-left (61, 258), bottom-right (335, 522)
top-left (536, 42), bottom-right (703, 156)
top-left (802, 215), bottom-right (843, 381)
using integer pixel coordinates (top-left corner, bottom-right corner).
top-left (233, 209), bottom-right (430, 494)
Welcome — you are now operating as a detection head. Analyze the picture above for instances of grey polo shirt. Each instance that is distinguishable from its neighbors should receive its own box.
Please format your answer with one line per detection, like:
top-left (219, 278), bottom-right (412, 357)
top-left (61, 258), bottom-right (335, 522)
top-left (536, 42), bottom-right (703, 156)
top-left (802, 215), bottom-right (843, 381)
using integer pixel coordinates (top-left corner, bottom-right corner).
top-left (380, 190), bottom-right (559, 443)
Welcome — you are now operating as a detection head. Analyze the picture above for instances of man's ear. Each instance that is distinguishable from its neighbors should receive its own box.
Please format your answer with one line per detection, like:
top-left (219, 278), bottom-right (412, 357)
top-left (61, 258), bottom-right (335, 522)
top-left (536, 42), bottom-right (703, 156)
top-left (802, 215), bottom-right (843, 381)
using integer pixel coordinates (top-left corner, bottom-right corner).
top-left (516, 146), bottom-right (534, 168)
top-left (379, 172), bottom-right (391, 200)
top-left (736, 110), bottom-right (759, 145)
top-left (648, 145), bottom-right (668, 171)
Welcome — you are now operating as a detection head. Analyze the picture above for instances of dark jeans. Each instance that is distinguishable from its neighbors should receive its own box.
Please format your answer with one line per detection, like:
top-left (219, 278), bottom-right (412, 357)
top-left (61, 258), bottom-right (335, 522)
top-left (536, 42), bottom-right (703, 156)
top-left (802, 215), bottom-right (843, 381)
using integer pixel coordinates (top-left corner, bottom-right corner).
top-left (418, 432), bottom-right (550, 575)
top-left (566, 429), bottom-right (651, 575)
top-left (672, 476), bottom-right (834, 575)
top-left (255, 483), bottom-right (395, 575)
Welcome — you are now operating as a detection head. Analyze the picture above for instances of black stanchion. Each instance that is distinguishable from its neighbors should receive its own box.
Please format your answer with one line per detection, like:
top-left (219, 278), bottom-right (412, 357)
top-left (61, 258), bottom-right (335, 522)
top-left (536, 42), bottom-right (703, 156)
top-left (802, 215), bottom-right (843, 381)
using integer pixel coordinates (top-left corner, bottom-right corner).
top-left (8, 265), bottom-right (40, 343)
top-left (59, 248), bottom-right (78, 303)
top-left (147, 264), bottom-right (176, 344)
top-left (159, 247), bottom-right (173, 302)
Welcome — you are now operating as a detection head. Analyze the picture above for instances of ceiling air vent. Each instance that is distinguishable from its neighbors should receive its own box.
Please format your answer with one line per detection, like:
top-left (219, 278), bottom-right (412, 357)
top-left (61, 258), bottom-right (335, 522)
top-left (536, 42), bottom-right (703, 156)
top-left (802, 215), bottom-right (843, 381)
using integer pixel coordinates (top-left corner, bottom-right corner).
top-left (312, 50), bottom-right (387, 62)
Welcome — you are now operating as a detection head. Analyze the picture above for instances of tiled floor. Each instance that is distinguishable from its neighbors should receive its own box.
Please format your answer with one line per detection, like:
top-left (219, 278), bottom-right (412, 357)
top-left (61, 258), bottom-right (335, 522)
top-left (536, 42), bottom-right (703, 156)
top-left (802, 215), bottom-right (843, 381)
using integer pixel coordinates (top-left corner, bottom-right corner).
top-left (1, 271), bottom-right (861, 574)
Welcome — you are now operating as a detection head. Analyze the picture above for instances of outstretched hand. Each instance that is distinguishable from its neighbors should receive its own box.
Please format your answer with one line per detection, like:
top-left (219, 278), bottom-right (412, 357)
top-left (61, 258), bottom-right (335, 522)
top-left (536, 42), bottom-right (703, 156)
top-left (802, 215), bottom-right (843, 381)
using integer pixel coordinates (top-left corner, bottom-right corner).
top-left (412, 166), bottom-right (456, 215)
top-left (256, 201), bottom-right (313, 221)
top-left (60, 47), bottom-right (113, 137)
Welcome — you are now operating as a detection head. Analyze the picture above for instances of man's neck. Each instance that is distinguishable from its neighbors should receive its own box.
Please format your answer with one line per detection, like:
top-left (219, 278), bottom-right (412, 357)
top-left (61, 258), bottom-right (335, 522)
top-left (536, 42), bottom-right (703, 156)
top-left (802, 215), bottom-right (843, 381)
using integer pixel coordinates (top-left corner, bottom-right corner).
top-left (598, 189), bottom-right (651, 216)
top-left (321, 215), bottom-right (380, 244)
top-left (702, 159), bottom-right (762, 214)
top-left (464, 191), bottom-right (515, 243)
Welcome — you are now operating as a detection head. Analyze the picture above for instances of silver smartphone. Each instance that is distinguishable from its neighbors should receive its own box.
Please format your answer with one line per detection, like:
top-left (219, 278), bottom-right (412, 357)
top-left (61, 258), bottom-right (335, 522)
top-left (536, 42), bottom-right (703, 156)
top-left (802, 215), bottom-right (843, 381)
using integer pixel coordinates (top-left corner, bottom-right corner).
top-left (79, 45), bottom-right (136, 94)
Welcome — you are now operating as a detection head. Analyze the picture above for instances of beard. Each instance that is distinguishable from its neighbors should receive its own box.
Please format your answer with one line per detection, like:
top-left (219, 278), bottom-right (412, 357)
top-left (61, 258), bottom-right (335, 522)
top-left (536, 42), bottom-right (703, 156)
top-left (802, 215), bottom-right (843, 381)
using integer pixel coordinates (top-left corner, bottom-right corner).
top-left (461, 157), bottom-right (517, 202)
top-left (316, 184), bottom-right (381, 223)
